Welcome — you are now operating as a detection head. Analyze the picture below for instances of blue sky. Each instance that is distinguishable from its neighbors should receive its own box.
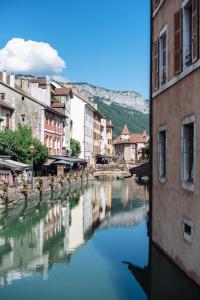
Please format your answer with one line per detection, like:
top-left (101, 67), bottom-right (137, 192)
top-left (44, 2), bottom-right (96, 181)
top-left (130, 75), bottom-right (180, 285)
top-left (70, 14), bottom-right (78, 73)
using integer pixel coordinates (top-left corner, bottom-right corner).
top-left (1, 0), bottom-right (150, 98)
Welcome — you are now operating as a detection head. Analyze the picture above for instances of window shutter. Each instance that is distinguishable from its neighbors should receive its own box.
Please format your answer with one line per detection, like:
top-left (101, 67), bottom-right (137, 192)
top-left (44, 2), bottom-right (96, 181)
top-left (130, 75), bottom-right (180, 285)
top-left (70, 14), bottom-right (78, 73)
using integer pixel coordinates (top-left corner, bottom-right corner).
top-left (192, 0), bottom-right (198, 63)
top-left (154, 40), bottom-right (159, 90)
top-left (174, 9), bottom-right (182, 75)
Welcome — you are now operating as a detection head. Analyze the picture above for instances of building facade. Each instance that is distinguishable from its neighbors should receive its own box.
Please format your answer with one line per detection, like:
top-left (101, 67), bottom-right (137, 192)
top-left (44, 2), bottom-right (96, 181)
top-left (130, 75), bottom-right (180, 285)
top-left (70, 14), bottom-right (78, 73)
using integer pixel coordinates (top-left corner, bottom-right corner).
top-left (84, 103), bottom-right (95, 165)
top-left (52, 83), bottom-right (73, 155)
top-left (70, 92), bottom-right (86, 158)
top-left (93, 111), bottom-right (103, 157)
top-left (106, 120), bottom-right (113, 155)
top-left (0, 72), bottom-right (66, 156)
top-left (113, 125), bottom-right (148, 162)
top-left (152, 0), bottom-right (200, 286)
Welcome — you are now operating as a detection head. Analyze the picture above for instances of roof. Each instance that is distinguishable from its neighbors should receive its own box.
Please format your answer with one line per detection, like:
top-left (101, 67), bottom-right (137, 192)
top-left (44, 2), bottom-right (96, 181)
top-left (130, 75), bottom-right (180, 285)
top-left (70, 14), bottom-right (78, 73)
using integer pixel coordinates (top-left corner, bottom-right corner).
top-left (45, 106), bottom-right (66, 118)
top-left (0, 159), bottom-right (31, 171)
top-left (28, 78), bottom-right (46, 86)
top-left (130, 162), bottom-right (150, 176)
top-left (0, 80), bottom-right (66, 119)
top-left (106, 120), bottom-right (113, 128)
top-left (121, 124), bottom-right (130, 135)
top-left (51, 156), bottom-right (86, 164)
top-left (113, 131), bottom-right (149, 145)
top-left (52, 87), bottom-right (72, 96)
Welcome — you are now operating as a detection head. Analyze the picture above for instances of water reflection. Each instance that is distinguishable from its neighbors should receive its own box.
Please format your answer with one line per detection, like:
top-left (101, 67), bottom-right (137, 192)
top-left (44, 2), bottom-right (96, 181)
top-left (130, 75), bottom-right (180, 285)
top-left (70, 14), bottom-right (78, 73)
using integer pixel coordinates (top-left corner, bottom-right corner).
top-left (0, 179), bottom-right (148, 288)
top-left (0, 178), bottom-right (198, 300)
top-left (124, 243), bottom-right (200, 300)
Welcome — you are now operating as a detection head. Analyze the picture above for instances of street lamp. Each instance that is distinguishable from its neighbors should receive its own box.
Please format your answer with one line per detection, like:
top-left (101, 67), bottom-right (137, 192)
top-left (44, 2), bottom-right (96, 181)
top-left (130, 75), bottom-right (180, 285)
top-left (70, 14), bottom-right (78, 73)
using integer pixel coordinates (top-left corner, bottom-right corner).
top-left (29, 144), bottom-right (36, 189)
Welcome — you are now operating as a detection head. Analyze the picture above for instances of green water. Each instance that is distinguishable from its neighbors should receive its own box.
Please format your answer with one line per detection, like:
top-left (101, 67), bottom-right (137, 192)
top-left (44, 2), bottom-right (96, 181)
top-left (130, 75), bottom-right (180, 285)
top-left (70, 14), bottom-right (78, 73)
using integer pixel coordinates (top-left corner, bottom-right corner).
top-left (0, 179), bottom-right (199, 300)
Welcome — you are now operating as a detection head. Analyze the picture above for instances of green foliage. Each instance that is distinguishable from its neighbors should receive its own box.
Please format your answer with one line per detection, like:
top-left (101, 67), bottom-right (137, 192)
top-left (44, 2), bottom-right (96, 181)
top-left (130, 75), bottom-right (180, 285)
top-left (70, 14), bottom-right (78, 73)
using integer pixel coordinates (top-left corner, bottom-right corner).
top-left (70, 138), bottom-right (81, 157)
top-left (0, 126), bottom-right (48, 166)
top-left (93, 96), bottom-right (149, 138)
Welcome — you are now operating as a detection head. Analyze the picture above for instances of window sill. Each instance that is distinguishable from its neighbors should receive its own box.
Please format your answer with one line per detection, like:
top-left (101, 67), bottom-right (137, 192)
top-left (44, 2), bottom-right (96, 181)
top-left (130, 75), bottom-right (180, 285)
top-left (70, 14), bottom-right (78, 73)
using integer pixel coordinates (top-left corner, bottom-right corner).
top-left (183, 233), bottom-right (192, 243)
top-left (182, 181), bottom-right (195, 192)
top-left (153, 59), bottom-right (200, 98)
top-left (159, 176), bottom-right (166, 184)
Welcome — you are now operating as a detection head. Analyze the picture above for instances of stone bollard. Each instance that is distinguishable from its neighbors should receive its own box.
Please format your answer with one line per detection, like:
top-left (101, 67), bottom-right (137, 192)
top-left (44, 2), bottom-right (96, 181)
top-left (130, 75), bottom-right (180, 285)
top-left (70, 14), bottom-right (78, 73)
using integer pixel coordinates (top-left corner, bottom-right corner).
top-left (37, 178), bottom-right (44, 198)
top-left (22, 180), bottom-right (29, 202)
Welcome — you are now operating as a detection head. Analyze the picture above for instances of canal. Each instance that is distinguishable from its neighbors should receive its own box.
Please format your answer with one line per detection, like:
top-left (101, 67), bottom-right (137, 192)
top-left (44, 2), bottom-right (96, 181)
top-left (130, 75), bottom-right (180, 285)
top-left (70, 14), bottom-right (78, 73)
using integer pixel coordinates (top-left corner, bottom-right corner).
top-left (0, 178), bottom-right (200, 300)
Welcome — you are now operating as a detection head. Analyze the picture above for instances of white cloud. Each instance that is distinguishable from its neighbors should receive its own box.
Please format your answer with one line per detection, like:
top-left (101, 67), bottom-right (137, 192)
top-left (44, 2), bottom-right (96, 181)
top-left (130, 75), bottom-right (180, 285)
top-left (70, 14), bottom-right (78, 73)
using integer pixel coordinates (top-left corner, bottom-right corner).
top-left (0, 38), bottom-right (66, 74)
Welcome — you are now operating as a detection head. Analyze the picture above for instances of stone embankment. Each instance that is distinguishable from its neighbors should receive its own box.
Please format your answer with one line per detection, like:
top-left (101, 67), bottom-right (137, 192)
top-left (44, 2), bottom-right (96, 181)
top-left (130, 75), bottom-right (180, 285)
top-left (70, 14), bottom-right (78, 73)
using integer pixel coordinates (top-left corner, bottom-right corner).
top-left (0, 171), bottom-right (94, 208)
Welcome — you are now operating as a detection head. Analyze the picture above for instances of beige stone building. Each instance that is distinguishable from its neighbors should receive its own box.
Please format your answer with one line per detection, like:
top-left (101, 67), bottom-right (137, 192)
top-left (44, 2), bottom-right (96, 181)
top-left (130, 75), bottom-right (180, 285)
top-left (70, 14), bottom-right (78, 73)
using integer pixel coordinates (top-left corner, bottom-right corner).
top-left (113, 125), bottom-right (148, 162)
top-left (93, 110), bottom-right (103, 157)
top-left (0, 71), bottom-right (66, 156)
top-left (152, 0), bottom-right (200, 286)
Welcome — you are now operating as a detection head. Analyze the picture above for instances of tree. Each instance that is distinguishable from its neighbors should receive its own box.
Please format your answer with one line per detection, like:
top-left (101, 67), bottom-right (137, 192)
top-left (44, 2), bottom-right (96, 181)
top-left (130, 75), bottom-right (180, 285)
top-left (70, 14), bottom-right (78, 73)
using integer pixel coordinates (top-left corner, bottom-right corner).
top-left (70, 138), bottom-right (81, 157)
top-left (0, 126), bottom-right (48, 166)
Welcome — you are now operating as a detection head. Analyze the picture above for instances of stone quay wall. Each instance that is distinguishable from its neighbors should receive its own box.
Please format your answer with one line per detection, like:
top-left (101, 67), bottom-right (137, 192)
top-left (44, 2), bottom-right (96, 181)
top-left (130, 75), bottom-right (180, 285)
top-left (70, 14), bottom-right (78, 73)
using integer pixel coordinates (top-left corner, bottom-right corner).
top-left (0, 172), bottom-right (94, 208)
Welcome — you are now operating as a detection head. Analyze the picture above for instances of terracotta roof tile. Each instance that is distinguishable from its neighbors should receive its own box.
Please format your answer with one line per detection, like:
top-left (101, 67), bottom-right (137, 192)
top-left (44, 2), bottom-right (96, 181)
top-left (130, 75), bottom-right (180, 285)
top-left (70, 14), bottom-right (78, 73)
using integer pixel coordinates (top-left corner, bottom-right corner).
top-left (52, 87), bottom-right (71, 96)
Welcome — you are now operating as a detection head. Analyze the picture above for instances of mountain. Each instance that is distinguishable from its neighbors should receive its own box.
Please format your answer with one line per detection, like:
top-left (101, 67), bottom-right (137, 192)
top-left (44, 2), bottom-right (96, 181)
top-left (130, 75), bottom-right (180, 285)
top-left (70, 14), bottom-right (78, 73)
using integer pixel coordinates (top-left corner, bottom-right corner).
top-left (72, 83), bottom-right (149, 138)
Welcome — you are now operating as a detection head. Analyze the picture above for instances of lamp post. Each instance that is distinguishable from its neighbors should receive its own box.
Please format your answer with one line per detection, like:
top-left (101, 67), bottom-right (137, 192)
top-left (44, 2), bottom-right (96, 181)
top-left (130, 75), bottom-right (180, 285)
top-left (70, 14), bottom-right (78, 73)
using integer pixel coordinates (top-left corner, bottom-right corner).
top-left (29, 144), bottom-right (36, 189)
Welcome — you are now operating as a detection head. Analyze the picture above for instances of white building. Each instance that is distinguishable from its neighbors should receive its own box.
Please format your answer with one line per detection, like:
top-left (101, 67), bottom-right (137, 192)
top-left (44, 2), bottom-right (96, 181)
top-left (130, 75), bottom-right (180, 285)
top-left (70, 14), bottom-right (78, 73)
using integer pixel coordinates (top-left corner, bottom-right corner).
top-left (100, 117), bottom-right (108, 155)
top-left (69, 89), bottom-right (96, 164)
top-left (70, 92), bottom-right (86, 158)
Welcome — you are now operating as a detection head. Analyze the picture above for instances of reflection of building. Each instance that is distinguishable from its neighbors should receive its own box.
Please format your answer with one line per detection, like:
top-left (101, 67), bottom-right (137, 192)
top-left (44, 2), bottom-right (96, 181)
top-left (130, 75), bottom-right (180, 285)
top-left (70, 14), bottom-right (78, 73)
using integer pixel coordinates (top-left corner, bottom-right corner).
top-left (126, 243), bottom-right (200, 300)
top-left (68, 196), bottom-right (84, 252)
top-left (0, 178), bottom-right (149, 288)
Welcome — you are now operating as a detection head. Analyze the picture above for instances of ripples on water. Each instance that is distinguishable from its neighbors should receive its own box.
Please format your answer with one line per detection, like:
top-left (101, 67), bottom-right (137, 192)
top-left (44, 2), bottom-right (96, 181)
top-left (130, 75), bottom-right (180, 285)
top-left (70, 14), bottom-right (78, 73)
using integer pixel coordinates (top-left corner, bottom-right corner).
top-left (0, 178), bottom-right (199, 300)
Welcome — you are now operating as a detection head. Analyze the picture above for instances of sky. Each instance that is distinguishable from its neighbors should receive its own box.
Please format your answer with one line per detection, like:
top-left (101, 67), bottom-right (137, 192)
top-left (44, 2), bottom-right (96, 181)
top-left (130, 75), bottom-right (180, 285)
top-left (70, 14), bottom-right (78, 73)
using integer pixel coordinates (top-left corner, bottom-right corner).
top-left (1, 0), bottom-right (150, 98)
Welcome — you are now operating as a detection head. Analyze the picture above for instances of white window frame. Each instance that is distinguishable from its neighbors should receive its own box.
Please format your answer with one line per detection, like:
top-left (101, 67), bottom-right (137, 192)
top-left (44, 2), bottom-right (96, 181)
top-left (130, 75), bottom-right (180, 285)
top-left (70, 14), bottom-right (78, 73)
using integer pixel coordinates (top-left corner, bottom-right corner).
top-left (183, 217), bottom-right (193, 243)
top-left (159, 25), bottom-right (168, 86)
top-left (181, 115), bottom-right (196, 191)
top-left (158, 125), bottom-right (167, 183)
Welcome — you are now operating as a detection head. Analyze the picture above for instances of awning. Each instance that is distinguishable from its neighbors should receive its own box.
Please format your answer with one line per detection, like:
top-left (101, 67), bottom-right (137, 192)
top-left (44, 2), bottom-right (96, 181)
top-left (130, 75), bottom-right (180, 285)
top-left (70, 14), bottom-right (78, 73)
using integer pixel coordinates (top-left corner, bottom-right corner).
top-left (52, 160), bottom-right (71, 165)
top-left (0, 159), bottom-right (31, 171)
top-left (43, 159), bottom-right (56, 166)
top-left (51, 156), bottom-right (86, 164)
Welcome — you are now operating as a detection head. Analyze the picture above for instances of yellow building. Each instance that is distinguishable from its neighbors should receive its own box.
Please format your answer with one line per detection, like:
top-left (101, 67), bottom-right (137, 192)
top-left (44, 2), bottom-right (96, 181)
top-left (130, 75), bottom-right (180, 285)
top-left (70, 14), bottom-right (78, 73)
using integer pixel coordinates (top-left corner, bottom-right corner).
top-left (93, 111), bottom-right (103, 157)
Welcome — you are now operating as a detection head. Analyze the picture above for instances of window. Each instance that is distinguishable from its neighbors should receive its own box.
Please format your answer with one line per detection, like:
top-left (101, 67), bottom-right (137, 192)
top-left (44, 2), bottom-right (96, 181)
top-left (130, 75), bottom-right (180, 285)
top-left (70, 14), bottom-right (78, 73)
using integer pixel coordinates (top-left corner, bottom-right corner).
top-left (0, 93), bottom-right (5, 100)
top-left (183, 1), bottom-right (192, 67)
top-left (158, 126), bottom-right (167, 180)
top-left (21, 114), bottom-right (25, 122)
top-left (153, 25), bottom-right (168, 90)
top-left (183, 218), bottom-right (193, 242)
top-left (159, 30), bottom-right (167, 84)
top-left (181, 116), bottom-right (195, 186)
top-left (22, 96), bottom-right (24, 100)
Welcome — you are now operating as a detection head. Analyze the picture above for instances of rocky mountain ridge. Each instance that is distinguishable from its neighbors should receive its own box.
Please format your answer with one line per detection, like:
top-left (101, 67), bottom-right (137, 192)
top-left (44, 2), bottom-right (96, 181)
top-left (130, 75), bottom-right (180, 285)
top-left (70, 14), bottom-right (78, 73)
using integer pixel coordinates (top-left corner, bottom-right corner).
top-left (72, 82), bottom-right (149, 114)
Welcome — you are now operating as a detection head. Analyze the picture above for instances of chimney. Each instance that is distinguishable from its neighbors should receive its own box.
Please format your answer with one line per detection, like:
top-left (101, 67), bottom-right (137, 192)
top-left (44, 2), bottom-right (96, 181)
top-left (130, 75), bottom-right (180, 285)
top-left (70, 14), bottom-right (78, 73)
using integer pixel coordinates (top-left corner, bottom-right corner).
top-left (46, 75), bottom-right (50, 86)
top-left (10, 74), bottom-right (15, 88)
top-left (2, 70), bottom-right (7, 83)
